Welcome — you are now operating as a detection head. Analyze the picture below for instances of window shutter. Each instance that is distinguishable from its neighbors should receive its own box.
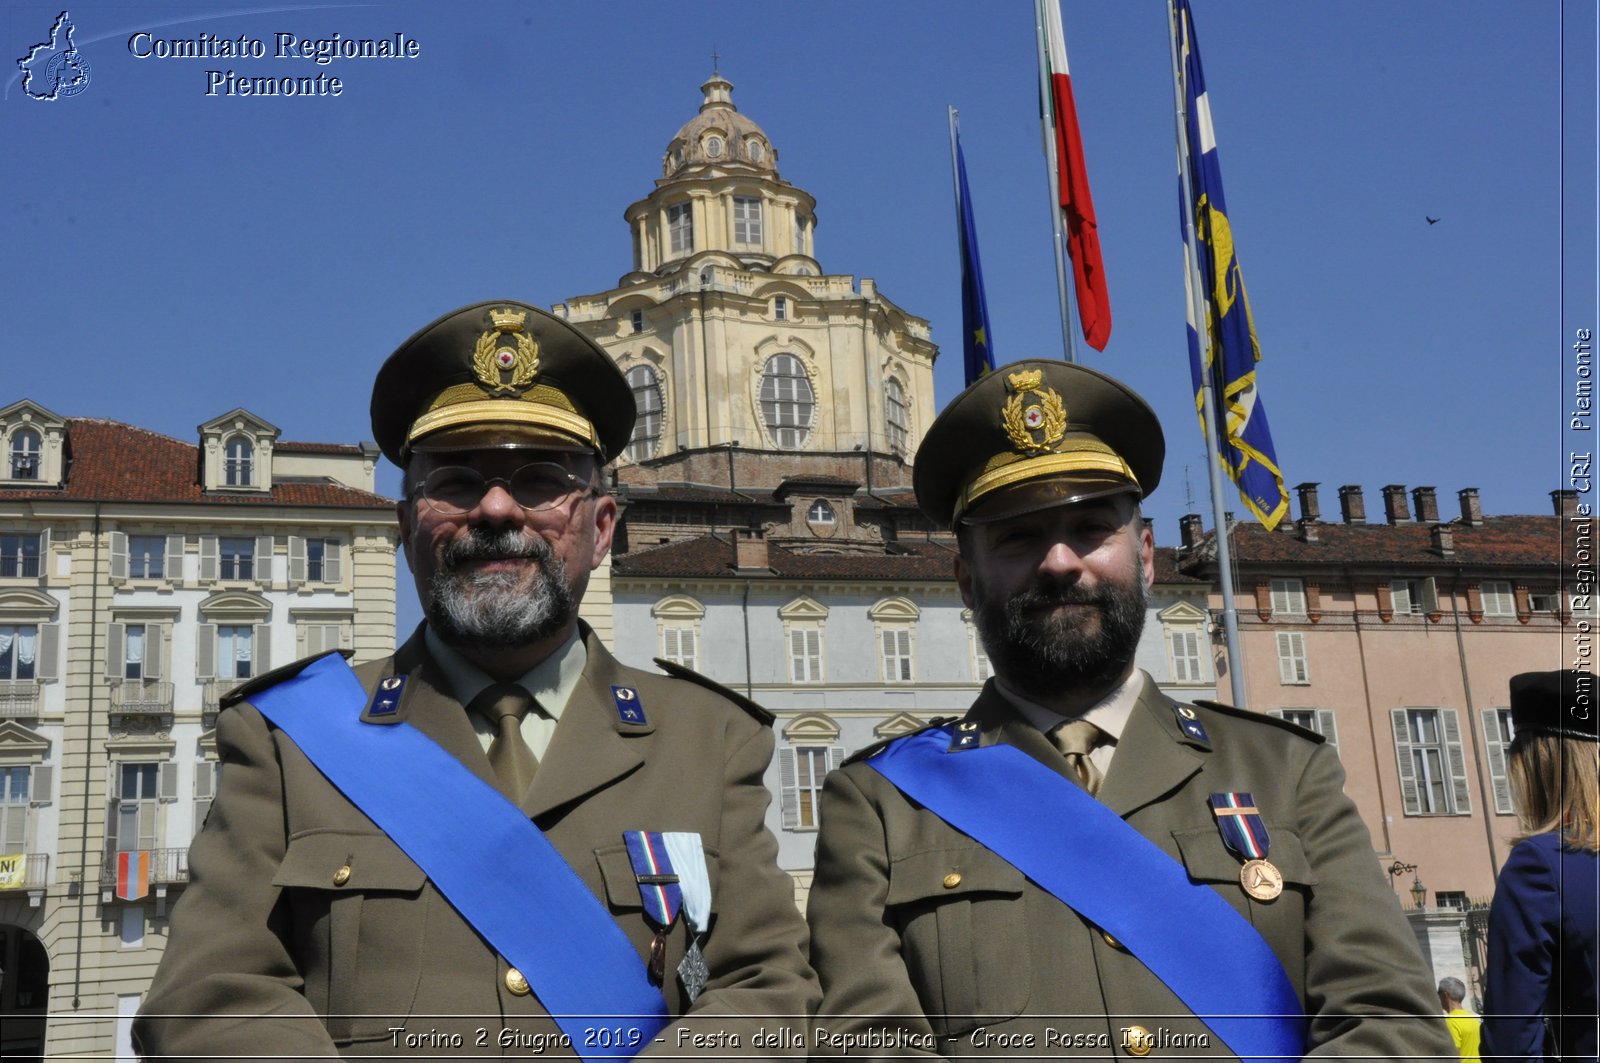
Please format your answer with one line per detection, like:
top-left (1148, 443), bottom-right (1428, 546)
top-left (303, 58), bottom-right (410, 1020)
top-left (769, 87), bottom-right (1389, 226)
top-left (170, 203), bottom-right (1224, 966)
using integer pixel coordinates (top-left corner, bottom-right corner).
top-left (1266, 709), bottom-right (1284, 721)
top-left (38, 528), bottom-right (50, 572)
top-left (196, 624), bottom-right (217, 679)
top-left (30, 764), bottom-right (53, 805)
top-left (110, 531), bottom-right (128, 580)
top-left (288, 537), bottom-right (306, 585)
top-left (324, 541), bottom-right (342, 584)
top-left (194, 760), bottom-right (215, 800)
top-left (253, 624), bottom-right (272, 674)
top-left (1482, 708), bottom-right (1513, 814)
top-left (778, 747), bottom-right (799, 829)
top-left (105, 623), bottom-right (126, 679)
top-left (1, 803), bottom-right (21, 850)
top-left (299, 624), bottom-right (318, 657)
top-left (199, 537), bottom-right (218, 582)
top-left (1420, 577), bottom-right (1439, 614)
top-left (1441, 708), bottom-right (1472, 813)
top-left (1391, 708), bottom-right (1421, 815)
top-left (165, 535), bottom-right (185, 582)
top-left (789, 630), bottom-right (806, 682)
top-left (1276, 633), bottom-right (1305, 683)
top-left (158, 761), bottom-right (178, 801)
top-left (828, 745), bottom-right (847, 773)
top-left (35, 624), bottom-right (58, 681)
top-left (144, 625), bottom-right (163, 680)
top-left (255, 536), bottom-right (274, 584)
top-left (1315, 709), bottom-right (1339, 750)
top-left (682, 628), bottom-right (696, 669)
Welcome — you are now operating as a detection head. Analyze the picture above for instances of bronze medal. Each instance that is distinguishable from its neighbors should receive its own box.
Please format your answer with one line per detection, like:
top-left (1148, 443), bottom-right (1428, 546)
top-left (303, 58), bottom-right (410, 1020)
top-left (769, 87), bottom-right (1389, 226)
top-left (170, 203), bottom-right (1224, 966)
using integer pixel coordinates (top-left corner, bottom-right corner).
top-left (1239, 857), bottom-right (1283, 901)
top-left (647, 930), bottom-right (667, 986)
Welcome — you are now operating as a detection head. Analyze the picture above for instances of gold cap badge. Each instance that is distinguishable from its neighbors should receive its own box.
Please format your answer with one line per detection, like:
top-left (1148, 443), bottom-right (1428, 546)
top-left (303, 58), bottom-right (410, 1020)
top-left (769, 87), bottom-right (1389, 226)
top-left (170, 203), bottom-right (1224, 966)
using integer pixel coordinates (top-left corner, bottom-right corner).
top-left (1001, 370), bottom-right (1067, 454)
top-left (473, 308), bottom-right (540, 395)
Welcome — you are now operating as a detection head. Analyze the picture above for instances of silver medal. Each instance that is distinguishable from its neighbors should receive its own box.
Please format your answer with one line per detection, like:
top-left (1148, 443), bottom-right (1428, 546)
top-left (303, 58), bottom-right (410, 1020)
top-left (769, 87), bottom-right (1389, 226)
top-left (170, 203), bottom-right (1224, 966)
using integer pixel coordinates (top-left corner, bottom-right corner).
top-left (677, 936), bottom-right (709, 1001)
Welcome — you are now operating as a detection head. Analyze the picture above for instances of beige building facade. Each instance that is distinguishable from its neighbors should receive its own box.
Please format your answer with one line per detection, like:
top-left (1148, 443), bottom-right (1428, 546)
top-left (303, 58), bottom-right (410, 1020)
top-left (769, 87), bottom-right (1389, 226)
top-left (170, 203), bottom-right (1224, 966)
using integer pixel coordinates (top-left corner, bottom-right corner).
top-left (0, 399), bottom-right (397, 1060)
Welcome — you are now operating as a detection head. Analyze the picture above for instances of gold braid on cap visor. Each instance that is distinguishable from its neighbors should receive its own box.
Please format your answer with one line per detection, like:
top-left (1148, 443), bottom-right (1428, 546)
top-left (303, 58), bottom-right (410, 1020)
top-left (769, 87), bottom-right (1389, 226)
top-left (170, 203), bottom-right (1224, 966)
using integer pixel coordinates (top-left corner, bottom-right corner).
top-left (953, 445), bottom-right (1139, 523)
top-left (405, 383), bottom-right (600, 455)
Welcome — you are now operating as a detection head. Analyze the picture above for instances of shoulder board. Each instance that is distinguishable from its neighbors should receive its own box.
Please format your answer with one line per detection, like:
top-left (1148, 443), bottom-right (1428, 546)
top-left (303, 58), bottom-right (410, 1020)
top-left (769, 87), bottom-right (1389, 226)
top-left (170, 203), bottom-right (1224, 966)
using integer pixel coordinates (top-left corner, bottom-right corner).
top-left (842, 717), bottom-right (960, 767)
top-left (1191, 699), bottom-right (1326, 743)
top-left (221, 649), bottom-right (354, 709)
top-left (651, 658), bottom-right (774, 726)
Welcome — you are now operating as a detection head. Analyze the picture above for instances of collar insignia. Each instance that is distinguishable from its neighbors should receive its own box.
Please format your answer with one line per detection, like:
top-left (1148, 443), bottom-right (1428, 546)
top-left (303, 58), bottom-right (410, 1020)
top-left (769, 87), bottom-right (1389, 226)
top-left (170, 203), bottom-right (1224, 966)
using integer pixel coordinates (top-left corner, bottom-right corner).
top-left (472, 307), bottom-right (540, 395)
top-left (1001, 369), bottom-right (1067, 454)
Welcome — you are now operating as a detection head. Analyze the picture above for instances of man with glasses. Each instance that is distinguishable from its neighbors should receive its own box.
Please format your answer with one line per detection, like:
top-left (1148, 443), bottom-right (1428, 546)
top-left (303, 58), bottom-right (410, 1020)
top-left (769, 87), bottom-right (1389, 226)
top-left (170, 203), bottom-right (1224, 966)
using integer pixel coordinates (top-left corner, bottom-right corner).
top-left (137, 301), bottom-right (817, 1058)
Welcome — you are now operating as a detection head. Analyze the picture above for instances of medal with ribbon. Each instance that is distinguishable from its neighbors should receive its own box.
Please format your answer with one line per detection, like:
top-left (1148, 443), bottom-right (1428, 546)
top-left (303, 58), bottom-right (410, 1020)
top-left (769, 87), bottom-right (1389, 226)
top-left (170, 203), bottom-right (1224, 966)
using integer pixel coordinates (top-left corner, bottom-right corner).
top-left (1208, 792), bottom-right (1283, 901)
top-left (623, 830), bottom-right (684, 986)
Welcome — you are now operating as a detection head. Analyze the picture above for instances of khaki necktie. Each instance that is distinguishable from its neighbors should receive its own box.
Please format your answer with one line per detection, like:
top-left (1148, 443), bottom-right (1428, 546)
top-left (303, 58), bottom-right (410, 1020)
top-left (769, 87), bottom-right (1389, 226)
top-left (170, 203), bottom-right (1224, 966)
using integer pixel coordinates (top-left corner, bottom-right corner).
top-left (1050, 718), bottom-right (1105, 797)
top-left (474, 683), bottom-right (540, 801)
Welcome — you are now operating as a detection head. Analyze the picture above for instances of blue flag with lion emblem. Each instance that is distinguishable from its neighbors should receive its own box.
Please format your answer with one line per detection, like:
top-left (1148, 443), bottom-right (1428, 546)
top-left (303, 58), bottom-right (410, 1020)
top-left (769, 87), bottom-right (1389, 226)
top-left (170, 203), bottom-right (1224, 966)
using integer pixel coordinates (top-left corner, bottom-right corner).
top-left (1175, 0), bottom-right (1290, 530)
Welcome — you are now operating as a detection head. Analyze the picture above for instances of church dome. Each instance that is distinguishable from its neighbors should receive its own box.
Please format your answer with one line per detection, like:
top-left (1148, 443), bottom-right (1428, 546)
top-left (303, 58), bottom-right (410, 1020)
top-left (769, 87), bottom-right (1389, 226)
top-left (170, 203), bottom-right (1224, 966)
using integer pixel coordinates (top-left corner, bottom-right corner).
top-left (663, 73), bottom-right (778, 179)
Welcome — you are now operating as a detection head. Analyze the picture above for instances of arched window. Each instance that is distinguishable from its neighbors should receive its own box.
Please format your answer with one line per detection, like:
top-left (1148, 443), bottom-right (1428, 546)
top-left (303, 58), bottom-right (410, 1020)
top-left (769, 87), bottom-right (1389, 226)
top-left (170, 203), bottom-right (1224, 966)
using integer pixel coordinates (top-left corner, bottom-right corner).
top-left (9, 429), bottom-right (41, 480)
top-left (625, 365), bottom-right (664, 462)
top-left (224, 437), bottom-right (253, 487)
top-left (760, 354), bottom-right (814, 450)
top-left (884, 379), bottom-right (909, 453)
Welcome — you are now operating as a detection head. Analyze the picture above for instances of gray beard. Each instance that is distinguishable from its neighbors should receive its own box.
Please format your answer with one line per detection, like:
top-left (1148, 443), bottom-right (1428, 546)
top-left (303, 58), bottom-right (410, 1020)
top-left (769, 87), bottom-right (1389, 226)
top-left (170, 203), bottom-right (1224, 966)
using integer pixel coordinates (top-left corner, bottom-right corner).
top-left (974, 566), bottom-right (1147, 701)
top-left (427, 527), bottom-right (575, 649)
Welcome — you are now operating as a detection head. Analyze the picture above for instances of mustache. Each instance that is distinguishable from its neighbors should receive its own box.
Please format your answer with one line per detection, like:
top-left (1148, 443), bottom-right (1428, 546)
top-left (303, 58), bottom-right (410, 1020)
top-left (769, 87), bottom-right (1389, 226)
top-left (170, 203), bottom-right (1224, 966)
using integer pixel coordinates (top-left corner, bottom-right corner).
top-left (1007, 578), bottom-right (1106, 612)
top-left (439, 527), bottom-right (552, 568)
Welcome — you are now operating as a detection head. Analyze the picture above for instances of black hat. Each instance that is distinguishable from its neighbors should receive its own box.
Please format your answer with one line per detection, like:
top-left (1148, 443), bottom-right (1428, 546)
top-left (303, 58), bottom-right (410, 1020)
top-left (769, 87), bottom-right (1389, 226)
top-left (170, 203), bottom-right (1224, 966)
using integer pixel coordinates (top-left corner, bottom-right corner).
top-left (370, 300), bottom-right (634, 466)
top-left (913, 360), bottom-right (1164, 529)
top-left (1509, 670), bottom-right (1600, 741)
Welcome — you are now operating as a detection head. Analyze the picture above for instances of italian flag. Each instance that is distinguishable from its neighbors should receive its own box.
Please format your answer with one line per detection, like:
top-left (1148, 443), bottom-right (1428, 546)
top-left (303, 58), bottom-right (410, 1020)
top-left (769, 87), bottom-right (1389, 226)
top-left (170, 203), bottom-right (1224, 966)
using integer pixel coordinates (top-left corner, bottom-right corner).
top-left (1040, 0), bottom-right (1111, 351)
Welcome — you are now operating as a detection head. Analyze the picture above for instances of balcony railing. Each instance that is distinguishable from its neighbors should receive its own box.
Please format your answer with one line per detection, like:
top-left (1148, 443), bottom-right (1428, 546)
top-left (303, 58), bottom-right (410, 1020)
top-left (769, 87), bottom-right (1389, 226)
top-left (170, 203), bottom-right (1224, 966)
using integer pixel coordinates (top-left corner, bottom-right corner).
top-left (203, 679), bottom-right (234, 713)
top-left (110, 680), bottom-right (174, 714)
top-left (0, 679), bottom-right (40, 718)
top-left (100, 847), bottom-right (190, 890)
top-left (0, 851), bottom-right (50, 890)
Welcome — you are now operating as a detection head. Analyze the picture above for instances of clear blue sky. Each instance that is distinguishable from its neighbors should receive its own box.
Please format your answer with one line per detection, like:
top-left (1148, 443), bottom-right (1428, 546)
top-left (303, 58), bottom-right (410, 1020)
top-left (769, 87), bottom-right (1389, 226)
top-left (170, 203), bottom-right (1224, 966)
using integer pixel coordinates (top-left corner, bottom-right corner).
top-left (4, 2), bottom-right (1593, 637)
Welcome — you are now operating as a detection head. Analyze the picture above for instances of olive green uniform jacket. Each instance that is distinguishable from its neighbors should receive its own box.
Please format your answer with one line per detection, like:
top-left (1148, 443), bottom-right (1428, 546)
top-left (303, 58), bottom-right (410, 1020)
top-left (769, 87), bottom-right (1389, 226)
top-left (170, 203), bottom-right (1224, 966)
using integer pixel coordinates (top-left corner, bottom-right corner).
top-left (135, 624), bottom-right (818, 1060)
top-left (806, 675), bottom-right (1453, 1060)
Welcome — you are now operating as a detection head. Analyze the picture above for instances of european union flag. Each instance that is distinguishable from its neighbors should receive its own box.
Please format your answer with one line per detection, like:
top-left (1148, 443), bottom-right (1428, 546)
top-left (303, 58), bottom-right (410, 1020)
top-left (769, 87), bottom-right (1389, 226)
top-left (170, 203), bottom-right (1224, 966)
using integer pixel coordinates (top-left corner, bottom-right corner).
top-left (954, 129), bottom-right (996, 385)
top-left (1175, 0), bottom-right (1289, 530)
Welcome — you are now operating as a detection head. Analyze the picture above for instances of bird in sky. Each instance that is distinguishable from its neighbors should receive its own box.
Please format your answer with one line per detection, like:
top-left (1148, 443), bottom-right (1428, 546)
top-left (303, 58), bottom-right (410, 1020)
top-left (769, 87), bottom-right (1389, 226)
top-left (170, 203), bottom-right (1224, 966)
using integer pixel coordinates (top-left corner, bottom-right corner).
top-left (1426, 216), bottom-right (1440, 225)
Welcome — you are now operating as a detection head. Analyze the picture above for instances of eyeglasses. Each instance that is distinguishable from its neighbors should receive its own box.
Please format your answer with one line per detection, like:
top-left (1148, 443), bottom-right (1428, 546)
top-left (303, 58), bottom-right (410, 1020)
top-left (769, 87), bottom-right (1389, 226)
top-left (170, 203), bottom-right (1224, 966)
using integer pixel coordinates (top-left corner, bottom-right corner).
top-left (411, 462), bottom-right (595, 515)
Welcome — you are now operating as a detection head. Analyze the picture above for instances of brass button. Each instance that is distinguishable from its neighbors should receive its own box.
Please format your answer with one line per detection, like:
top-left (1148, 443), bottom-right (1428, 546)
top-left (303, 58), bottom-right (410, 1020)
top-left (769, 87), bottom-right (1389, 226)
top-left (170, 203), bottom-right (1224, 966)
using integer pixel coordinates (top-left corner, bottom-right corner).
top-left (942, 872), bottom-right (962, 889)
top-left (1100, 928), bottom-right (1124, 950)
top-left (331, 865), bottom-right (352, 887)
top-left (1120, 1025), bottom-right (1154, 1056)
top-left (505, 967), bottom-right (531, 996)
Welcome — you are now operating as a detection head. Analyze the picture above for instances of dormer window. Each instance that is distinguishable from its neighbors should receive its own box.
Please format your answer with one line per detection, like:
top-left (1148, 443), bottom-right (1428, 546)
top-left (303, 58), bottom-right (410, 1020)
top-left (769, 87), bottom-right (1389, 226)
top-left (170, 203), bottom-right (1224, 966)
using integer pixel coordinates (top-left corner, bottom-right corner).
top-left (774, 296), bottom-right (787, 321)
top-left (747, 138), bottom-right (766, 163)
top-left (224, 437), bottom-right (254, 487)
top-left (705, 135), bottom-right (724, 158)
top-left (9, 429), bottom-right (41, 480)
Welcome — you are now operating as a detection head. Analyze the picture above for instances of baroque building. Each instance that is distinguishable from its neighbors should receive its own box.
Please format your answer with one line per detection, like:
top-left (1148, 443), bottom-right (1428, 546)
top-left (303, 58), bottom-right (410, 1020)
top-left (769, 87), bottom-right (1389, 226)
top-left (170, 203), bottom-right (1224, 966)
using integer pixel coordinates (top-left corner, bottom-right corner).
top-left (559, 72), bottom-right (1221, 904)
top-left (0, 398), bottom-right (397, 1059)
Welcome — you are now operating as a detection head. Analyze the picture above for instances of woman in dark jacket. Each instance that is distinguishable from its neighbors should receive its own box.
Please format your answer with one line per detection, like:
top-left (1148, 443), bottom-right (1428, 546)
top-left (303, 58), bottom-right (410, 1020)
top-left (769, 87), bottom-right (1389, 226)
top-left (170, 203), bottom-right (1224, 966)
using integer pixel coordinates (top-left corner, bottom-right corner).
top-left (1483, 670), bottom-right (1599, 1063)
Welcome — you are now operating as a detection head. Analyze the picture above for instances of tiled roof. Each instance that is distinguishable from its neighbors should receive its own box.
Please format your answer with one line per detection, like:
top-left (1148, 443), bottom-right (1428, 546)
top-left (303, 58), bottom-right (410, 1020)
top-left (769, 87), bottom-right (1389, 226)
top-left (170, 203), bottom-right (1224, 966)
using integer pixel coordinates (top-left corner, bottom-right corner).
top-left (273, 440), bottom-right (370, 455)
top-left (619, 484), bottom-right (773, 505)
top-left (0, 419), bottom-right (393, 509)
top-left (614, 535), bottom-right (1205, 587)
top-left (1180, 516), bottom-right (1561, 572)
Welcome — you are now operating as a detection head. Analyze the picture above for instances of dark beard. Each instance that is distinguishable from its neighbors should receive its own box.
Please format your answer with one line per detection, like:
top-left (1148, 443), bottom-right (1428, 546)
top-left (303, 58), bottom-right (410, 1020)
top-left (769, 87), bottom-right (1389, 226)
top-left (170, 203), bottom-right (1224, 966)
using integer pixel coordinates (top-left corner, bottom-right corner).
top-left (427, 527), bottom-right (574, 648)
top-left (974, 568), bottom-right (1147, 701)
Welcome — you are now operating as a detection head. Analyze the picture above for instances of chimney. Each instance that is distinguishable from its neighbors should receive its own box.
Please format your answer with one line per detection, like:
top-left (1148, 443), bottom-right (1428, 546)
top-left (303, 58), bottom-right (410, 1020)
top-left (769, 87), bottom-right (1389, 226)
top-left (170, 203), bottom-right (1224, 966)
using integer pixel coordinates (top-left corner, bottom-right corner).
top-left (1179, 513), bottom-right (1205, 549)
top-left (1432, 523), bottom-right (1455, 558)
top-left (1298, 519), bottom-right (1320, 544)
top-left (1382, 484), bottom-right (1411, 524)
top-left (1458, 487), bottom-right (1483, 525)
top-left (1411, 486), bottom-right (1439, 523)
top-left (733, 528), bottom-right (769, 571)
top-left (1553, 489), bottom-right (1580, 518)
top-left (1339, 484), bottom-right (1366, 524)
top-left (1295, 482), bottom-right (1321, 523)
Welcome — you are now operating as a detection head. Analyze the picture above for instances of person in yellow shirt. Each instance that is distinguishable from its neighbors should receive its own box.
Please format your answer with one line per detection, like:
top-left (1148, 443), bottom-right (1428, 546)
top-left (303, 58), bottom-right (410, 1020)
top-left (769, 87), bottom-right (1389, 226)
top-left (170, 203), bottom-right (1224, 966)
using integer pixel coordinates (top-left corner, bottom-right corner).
top-left (1439, 977), bottom-right (1483, 1063)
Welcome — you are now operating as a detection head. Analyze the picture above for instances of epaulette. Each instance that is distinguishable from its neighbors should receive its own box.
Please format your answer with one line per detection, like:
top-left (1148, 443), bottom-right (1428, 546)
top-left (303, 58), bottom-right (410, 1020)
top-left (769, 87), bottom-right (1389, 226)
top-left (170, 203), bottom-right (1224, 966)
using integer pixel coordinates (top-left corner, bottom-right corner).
top-left (1191, 699), bottom-right (1326, 744)
top-left (651, 658), bottom-right (774, 726)
top-left (841, 717), bottom-right (960, 766)
top-left (221, 649), bottom-right (355, 709)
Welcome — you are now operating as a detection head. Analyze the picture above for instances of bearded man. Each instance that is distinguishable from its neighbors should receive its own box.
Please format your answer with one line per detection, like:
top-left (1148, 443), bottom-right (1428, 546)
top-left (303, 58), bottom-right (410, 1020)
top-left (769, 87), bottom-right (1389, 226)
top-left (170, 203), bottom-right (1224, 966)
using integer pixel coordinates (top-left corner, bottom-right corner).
top-left (136, 301), bottom-right (817, 1060)
top-left (805, 360), bottom-right (1452, 1060)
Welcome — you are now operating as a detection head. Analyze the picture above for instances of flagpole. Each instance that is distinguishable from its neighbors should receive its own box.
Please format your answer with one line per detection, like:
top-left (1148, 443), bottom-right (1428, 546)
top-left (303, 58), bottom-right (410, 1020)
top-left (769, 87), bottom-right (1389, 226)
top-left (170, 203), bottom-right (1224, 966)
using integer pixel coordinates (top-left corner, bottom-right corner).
top-left (1168, 0), bottom-right (1247, 707)
top-left (1034, 0), bottom-right (1079, 363)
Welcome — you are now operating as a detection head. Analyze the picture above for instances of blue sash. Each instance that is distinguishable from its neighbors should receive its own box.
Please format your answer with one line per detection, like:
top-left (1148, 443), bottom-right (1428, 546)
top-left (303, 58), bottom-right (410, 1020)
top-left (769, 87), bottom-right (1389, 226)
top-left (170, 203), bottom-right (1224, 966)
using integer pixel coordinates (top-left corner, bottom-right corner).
top-left (867, 725), bottom-right (1305, 1062)
top-left (249, 654), bottom-right (668, 1057)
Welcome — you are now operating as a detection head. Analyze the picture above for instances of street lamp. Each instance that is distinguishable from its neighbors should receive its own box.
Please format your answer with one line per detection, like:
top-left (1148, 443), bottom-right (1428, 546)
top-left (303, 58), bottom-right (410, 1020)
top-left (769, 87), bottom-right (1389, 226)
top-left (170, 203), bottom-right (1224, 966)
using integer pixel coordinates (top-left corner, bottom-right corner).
top-left (1410, 874), bottom-right (1428, 911)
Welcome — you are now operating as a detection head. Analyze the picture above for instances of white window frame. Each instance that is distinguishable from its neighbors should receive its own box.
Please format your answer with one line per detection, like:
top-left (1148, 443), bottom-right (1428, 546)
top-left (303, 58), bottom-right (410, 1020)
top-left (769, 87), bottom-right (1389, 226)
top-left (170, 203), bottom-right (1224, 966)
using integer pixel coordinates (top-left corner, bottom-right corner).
top-left (759, 354), bottom-right (815, 450)
top-left (223, 436), bottom-right (253, 487)
top-left (1269, 578), bottom-right (1306, 617)
top-left (1391, 707), bottom-right (1472, 815)
top-left (806, 500), bottom-right (836, 526)
top-left (778, 715), bottom-right (844, 831)
top-left (652, 594), bottom-right (704, 673)
top-left (0, 533), bottom-right (43, 579)
top-left (773, 295), bottom-right (787, 321)
top-left (1168, 628), bottom-right (1207, 684)
top-left (884, 378), bottom-right (910, 454)
top-left (732, 196), bottom-right (763, 245)
top-left (1391, 579), bottom-right (1422, 614)
top-left (625, 364), bottom-right (664, 463)
top-left (0, 764), bottom-right (32, 853)
top-left (218, 538), bottom-right (255, 582)
top-left (789, 627), bottom-right (823, 684)
top-left (1269, 707), bottom-right (1339, 749)
top-left (667, 202), bottom-right (693, 255)
top-left (1481, 580), bottom-right (1515, 616)
top-left (1276, 631), bottom-right (1309, 684)
top-left (869, 597), bottom-right (919, 685)
top-left (114, 762), bottom-right (166, 852)
top-left (0, 624), bottom-right (40, 681)
top-left (9, 429), bottom-right (41, 480)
